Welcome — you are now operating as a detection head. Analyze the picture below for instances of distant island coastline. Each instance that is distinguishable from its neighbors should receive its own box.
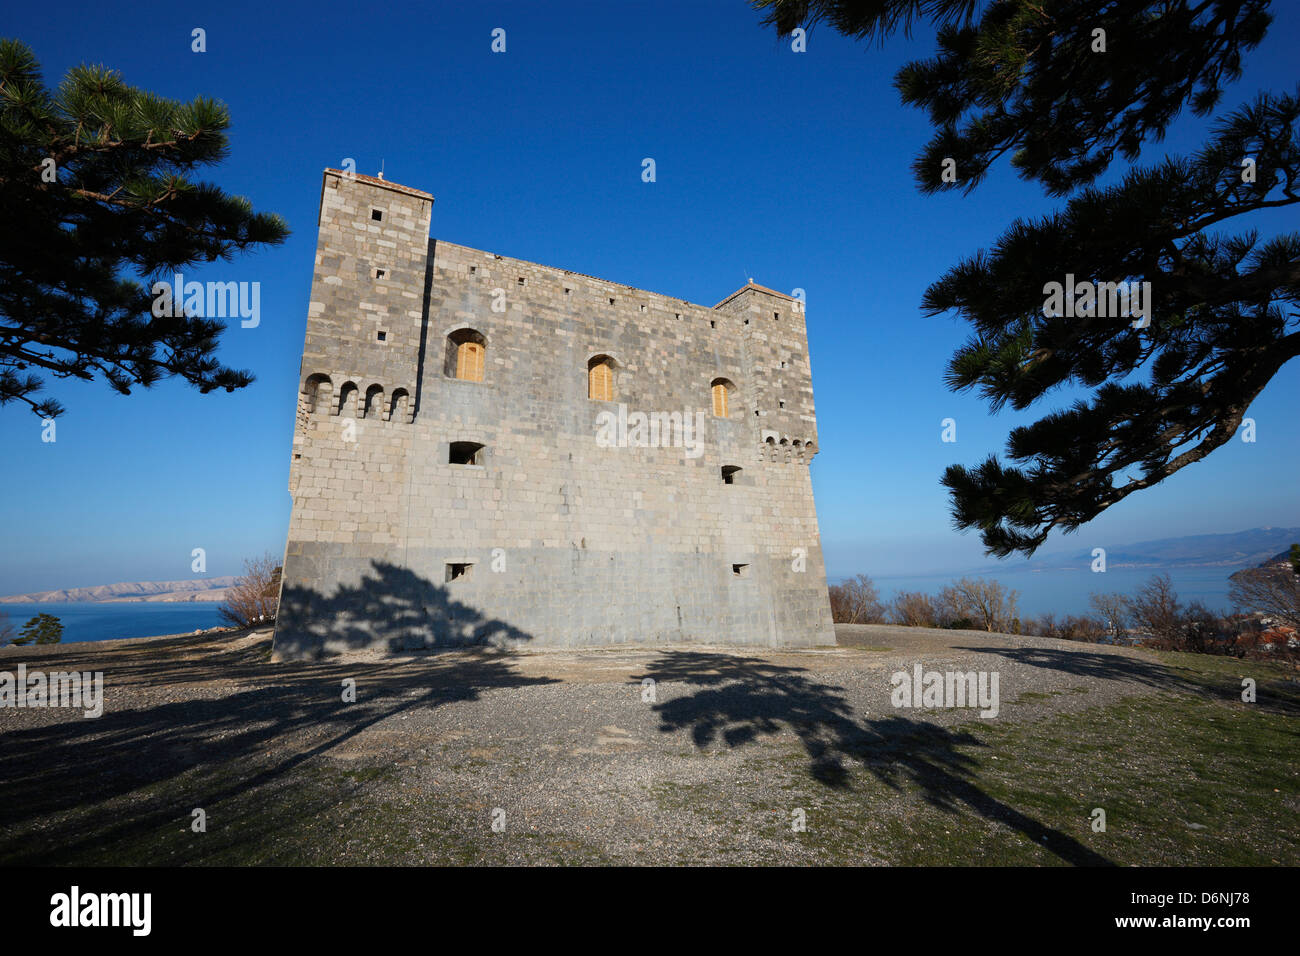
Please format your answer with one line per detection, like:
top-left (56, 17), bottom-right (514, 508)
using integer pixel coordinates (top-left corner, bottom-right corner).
top-left (0, 577), bottom-right (236, 604)
top-left (967, 526), bottom-right (1300, 574)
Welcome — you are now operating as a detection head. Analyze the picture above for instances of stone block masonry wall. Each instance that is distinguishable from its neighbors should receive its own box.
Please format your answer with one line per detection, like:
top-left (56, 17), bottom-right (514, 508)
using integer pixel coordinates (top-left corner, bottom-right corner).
top-left (272, 170), bottom-right (834, 659)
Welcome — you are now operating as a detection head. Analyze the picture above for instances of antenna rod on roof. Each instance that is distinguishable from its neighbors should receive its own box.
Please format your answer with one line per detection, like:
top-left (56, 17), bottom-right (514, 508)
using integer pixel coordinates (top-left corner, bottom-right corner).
top-left (378, 158), bottom-right (385, 180)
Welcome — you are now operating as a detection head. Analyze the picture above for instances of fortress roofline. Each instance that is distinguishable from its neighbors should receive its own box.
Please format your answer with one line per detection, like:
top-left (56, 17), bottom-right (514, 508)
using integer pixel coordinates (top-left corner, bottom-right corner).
top-left (712, 282), bottom-right (797, 309)
top-left (322, 168), bottom-right (434, 201)
top-left (322, 169), bottom-right (793, 310)
top-left (434, 238), bottom-right (793, 315)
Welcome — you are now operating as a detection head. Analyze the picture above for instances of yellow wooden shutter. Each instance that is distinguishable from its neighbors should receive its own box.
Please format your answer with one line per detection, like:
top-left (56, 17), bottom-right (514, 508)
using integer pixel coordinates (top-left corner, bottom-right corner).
top-left (458, 341), bottom-right (484, 382)
top-left (469, 342), bottom-right (483, 381)
top-left (712, 383), bottom-right (728, 418)
top-left (589, 361), bottom-right (612, 401)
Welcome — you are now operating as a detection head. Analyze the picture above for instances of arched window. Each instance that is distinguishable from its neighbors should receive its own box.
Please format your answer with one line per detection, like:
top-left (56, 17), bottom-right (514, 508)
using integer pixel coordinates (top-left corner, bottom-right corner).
top-left (710, 378), bottom-right (734, 418)
top-left (588, 355), bottom-right (614, 402)
top-left (446, 329), bottom-right (487, 382)
top-left (337, 381), bottom-right (359, 417)
top-left (303, 374), bottom-right (332, 415)
top-left (388, 388), bottom-right (410, 422)
top-left (363, 384), bottom-right (384, 419)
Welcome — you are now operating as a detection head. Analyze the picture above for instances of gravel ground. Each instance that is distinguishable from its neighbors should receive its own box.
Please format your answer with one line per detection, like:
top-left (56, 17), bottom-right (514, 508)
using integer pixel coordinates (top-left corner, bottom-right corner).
top-left (0, 624), bottom-right (1195, 865)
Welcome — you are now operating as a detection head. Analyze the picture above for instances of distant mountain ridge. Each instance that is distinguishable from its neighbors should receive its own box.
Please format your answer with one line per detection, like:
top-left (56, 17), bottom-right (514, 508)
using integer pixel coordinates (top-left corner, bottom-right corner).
top-left (974, 526), bottom-right (1300, 573)
top-left (0, 577), bottom-right (236, 604)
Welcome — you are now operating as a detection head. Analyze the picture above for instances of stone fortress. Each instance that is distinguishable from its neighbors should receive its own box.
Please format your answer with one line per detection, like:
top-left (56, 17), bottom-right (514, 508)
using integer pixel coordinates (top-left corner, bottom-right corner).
top-left (271, 169), bottom-right (835, 659)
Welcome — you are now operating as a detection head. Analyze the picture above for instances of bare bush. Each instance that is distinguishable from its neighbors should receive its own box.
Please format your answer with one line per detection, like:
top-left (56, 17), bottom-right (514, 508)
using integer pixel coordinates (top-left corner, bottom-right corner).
top-left (890, 591), bottom-right (939, 628)
top-left (1180, 600), bottom-right (1231, 655)
top-left (217, 554), bottom-right (282, 628)
top-left (937, 577), bottom-right (1020, 632)
top-left (1127, 573), bottom-right (1184, 649)
top-left (1088, 592), bottom-right (1130, 643)
top-left (828, 574), bottom-right (887, 624)
top-left (1228, 565), bottom-right (1300, 631)
top-left (1057, 614), bottom-right (1105, 643)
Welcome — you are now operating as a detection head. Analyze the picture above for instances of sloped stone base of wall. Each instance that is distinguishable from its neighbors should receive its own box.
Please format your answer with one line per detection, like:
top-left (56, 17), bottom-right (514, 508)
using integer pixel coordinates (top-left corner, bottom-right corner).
top-left (271, 543), bottom-right (835, 660)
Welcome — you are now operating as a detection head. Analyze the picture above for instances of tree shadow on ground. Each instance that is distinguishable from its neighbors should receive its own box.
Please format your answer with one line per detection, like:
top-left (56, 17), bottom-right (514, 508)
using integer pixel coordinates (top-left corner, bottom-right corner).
top-left (951, 644), bottom-right (1193, 691)
top-left (632, 651), bottom-right (1114, 866)
top-left (276, 561), bottom-right (534, 657)
top-left (955, 644), bottom-right (1300, 715)
top-left (0, 566), bottom-right (553, 863)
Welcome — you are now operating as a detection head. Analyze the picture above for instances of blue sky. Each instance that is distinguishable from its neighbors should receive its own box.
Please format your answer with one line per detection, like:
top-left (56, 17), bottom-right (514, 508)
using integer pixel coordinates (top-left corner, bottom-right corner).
top-left (2, 0), bottom-right (1297, 594)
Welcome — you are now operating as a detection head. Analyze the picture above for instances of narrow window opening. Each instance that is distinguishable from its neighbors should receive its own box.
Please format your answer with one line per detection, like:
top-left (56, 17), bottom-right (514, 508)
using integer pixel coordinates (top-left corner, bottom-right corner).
top-left (588, 356), bottom-right (615, 402)
top-left (774, 311), bottom-right (780, 320)
top-left (609, 297), bottom-right (616, 305)
top-left (449, 441), bottom-right (485, 465)
top-left (779, 400), bottom-right (786, 409)
top-left (445, 562), bottom-right (472, 582)
top-left (710, 320), bottom-right (716, 329)
top-left (448, 330), bottom-right (487, 381)
top-left (721, 465), bottom-right (742, 485)
top-left (710, 380), bottom-right (731, 418)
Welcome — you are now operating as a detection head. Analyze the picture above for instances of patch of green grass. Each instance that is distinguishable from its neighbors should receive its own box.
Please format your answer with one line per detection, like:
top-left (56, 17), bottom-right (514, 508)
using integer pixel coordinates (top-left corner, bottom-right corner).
top-left (641, 651), bottom-right (1300, 865)
top-left (1013, 691), bottom-right (1061, 703)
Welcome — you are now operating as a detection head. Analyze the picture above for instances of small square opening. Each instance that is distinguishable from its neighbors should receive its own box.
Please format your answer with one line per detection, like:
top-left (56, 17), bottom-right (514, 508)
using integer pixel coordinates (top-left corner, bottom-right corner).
top-left (449, 441), bottom-right (485, 465)
top-left (371, 209), bottom-right (383, 221)
top-left (470, 265), bottom-right (477, 274)
top-left (721, 465), bottom-right (742, 485)
top-left (374, 267), bottom-right (386, 279)
top-left (377, 330), bottom-right (387, 342)
top-left (609, 297), bottom-right (616, 305)
top-left (445, 562), bottom-right (472, 582)
top-left (732, 563), bottom-right (749, 578)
